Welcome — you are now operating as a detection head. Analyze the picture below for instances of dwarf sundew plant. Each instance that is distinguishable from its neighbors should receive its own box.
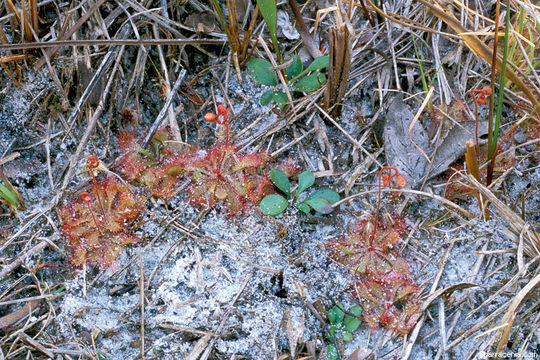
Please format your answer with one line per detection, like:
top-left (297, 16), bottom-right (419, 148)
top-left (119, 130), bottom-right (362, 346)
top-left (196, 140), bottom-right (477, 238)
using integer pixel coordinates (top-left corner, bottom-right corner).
top-left (116, 128), bottom-right (190, 198)
top-left (327, 214), bottom-right (421, 334)
top-left (58, 177), bottom-right (145, 268)
top-left (326, 166), bottom-right (421, 334)
top-left (184, 143), bottom-right (274, 216)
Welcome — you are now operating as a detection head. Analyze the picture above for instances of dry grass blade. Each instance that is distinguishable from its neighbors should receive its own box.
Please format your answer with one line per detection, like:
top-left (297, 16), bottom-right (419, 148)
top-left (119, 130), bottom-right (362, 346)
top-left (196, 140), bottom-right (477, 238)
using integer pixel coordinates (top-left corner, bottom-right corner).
top-left (464, 141), bottom-right (489, 219)
top-left (413, 0), bottom-right (540, 110)
top-left (466, 175), bottom-right (540, 257)
top-left (493, 272), bottom-right (540, 357)
top-left (33, 0), bottom-right (107, 71)
top-left (323, 24), bottom-right (351, 116)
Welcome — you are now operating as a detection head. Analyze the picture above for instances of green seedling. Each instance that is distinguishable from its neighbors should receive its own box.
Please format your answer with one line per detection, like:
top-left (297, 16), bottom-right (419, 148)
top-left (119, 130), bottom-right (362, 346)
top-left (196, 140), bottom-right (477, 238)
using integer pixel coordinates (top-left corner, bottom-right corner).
top-left (247, 55), bottom-right (329, 107)
top-left (256, 0), bottom-right (281, 63)
top-left (0, 182), bottom-right (20, 210)
top-left (325, 304), bottom-right (363, 360)
top-left (0, 168), bottom-right (23, 211)
top-left (259, 169), bottom-right (340, 216)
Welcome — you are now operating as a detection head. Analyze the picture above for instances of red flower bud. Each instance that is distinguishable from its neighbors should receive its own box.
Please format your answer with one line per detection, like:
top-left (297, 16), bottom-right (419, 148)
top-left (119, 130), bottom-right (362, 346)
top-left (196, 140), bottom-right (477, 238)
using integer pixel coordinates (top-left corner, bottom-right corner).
top-left (204, 112), bottom-right (217, 122)
top-left (87, 156), bottom-right (100, 170)
top-left (79, 192), bottom-right (92, 203)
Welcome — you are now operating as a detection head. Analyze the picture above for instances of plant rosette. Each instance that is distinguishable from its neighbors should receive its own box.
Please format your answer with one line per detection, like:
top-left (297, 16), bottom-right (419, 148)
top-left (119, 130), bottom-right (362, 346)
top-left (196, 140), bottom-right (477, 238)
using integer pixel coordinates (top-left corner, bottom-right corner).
top-left (185, 143), bottom-right (275, 216)
top-left (247, 55), bottom-right (329, 108)
top-left (259, 168), bottom-right (340, 216)
top-left (116, 128), bottom-right (191, 198)
top-left (58, 177), bottom-right (145, 268)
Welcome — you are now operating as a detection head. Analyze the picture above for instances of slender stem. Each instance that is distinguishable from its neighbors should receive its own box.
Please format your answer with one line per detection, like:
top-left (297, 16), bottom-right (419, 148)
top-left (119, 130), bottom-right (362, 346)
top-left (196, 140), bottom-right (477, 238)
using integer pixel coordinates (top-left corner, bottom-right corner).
top-left (487, 0), bottom-right (511, 185)
top-left (376, 166), bottom-right (398, 223)
top-left (86, 202), bottom-right (103, 235)
top-left (487, 0), bottom-right (501, 155)
top-left (225, 121), bottom-right (229, 146)
top-left (90, 171), bottom-right (106, 216)
top-left (470, 91), bottom-right (481, 162)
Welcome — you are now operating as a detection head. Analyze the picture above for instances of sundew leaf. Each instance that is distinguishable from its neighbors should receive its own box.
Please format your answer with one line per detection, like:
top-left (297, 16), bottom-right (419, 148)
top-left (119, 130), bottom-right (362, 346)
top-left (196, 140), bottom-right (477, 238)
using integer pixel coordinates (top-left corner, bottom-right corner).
top-left (286, 55), bottom-right (303, 79)
top-left (296, 171), bottom-right (315, 196)
top-left (247, 58), bottom-right (277, 86)
top-left (294, 72), bottom-right (326, 92)
top-left (260, 194), bottom-right (288, 216)
top-left (270, 168), bottom-right (290, 197)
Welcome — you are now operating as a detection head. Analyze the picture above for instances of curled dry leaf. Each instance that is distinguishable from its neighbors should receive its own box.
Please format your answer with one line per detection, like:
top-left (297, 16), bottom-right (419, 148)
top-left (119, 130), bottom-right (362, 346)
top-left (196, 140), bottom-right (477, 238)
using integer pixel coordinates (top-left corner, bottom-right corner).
top-left (384, 96), bottom-right (488, 188)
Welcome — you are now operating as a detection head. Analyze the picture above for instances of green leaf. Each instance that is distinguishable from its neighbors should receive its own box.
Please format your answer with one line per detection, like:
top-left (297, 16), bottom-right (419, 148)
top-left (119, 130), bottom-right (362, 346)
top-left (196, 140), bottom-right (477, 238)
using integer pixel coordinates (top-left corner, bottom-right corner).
top-left (303, 197), bottom-right (334, 214)
top-left (0, 183), bottom-right (19, 208)
top-left (326, 343), bottom-right (338, 360)
top-left (296, 202), bottom-right (311, 214)
top-left (342, 331), bottom-right (353, 342)
top-left (350, 305), bottom-right (362, 316)
top-left (306, 188), bottom-right (341, 204)
top-left (270, 168), bottom-right (290, 197)
top-left (296, 171), bottom-right (315, 196)
top-left (286, 55), bottom-right (303, 79)
top-left (272, 90), bottom-right (288, 104)
top-left (328, 305), bottom-right (345, 324)
top-left (344, 315), bottom-right (362, 333)
top-left (260, 89), bottom-right (274, 106)
top-left (247, 58), bottom-right (277, 86)
top-left (260, 194), bottom-right (288, 216)
top-left (294, 72), bottom-right (326, 92)
top-left (290, 55), bottom-right (329, 82)
top-left (305, 55), bottom-right (330, 72)
top-left (256, 0), bottom-right (280, 60)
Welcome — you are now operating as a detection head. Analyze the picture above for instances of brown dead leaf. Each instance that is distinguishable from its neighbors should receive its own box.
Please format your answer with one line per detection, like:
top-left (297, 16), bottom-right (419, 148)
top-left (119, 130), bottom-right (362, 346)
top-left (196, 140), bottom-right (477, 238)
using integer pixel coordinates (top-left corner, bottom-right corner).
top-left (185, 11), bottom-right (217, 34)
top-left (345, 347), bottom-right (373, 360)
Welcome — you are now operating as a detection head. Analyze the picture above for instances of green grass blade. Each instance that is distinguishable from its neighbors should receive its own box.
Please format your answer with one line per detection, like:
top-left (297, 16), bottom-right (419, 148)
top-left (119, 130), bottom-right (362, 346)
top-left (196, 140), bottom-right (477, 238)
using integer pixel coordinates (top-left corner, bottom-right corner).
top-left (489, 0), bottom-right (511, 161)
top-left (256, 0), bottom-right (281, 62)
top-left (0, 182), bottom-right (19, 208)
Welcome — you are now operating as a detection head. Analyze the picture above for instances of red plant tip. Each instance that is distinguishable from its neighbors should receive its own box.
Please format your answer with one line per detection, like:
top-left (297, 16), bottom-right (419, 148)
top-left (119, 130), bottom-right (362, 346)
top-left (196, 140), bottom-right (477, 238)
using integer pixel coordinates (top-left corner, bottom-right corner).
top-left (396, 174), bottom-right (407, 188)
top-left (79, 192), bottom-right (92, 203)
top-left (216, 104), bottom-right (230, 125)
top-left (470, 85), bottom-right (492, 106)
top-left (87, 156), bottom-right (100, 170)
top-left (382, 174), bottom-right (390, 187)
top-left (204, 112), bottom-right (217, 123)
top-left (204, 105), bottom-right (229, 125)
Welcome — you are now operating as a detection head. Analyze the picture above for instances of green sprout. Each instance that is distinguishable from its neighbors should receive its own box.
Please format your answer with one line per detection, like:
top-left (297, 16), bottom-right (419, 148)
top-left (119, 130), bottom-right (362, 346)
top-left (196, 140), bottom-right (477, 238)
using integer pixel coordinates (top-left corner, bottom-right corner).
top-left (0, 169), bottom-right (23, 211)
top-left (247, 55), bottom-right (329, 108)
top-left (325, 304), bottom-right (363, 360)
top-left (259, 169), bottom-right (340, 216)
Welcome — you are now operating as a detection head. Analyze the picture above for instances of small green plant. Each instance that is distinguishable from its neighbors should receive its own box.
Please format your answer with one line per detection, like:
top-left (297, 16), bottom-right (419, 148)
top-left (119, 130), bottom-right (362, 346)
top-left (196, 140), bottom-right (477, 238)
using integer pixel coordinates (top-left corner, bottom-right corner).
top-left (259, 169), bottom-right (340, 216)
top-left (0, 168), bottom-right (23, 211)
top-left (247, 55), bottom-right (329, 107)
top-left (0, 181), bottom-right (21, 210)
top-left (325, 304), bottom-right (362, 360)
